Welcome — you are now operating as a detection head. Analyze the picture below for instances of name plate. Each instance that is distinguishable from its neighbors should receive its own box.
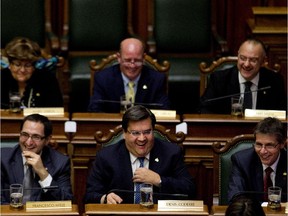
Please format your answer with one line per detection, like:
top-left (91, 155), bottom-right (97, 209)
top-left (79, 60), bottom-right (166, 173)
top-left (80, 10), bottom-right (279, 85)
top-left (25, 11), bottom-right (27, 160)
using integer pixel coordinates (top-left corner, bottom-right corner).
top-left (23, 107), bottom-right (64, 116)
top-left (244, 109), bottom-right (286, 120)
top-left (26, 200), bottom-right (72, 211)
top-left (151, 109), bottom-right (176, 119)
top-left (158, 200), bottom-right (204, 211)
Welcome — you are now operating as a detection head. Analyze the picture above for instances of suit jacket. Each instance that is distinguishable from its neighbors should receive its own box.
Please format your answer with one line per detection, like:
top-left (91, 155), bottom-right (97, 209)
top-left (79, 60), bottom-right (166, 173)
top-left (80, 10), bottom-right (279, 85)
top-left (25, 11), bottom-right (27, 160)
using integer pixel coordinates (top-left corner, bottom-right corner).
top-left (0, 68), bottom-right (63, 109)
top-left (1, 145), bottom-right (73, 204)
top-left (200, 66), bottom-right (287, 114)
top-left (84, 138), bottom-right (195, 203)
top-left (228, 148), bottom-right (287, 203)
top-left (88, 65), bottom-right (170, 112)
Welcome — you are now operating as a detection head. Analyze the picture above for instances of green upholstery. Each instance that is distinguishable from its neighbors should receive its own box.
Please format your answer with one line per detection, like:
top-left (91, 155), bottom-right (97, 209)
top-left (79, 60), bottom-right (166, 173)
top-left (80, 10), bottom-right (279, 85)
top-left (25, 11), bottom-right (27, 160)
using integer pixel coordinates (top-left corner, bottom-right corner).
top-left (65, 0), bottom-right (131, 113)
top-left (1, 0), bottom-right (45, 48)
top-left (94, 124), bottom-right (185, 148)
top-left (0, 139), bottom-right (19, 148)
top-left (154, 0), bottom-right (211, 53)
top-left (213, 134), bottom-right (255, 205)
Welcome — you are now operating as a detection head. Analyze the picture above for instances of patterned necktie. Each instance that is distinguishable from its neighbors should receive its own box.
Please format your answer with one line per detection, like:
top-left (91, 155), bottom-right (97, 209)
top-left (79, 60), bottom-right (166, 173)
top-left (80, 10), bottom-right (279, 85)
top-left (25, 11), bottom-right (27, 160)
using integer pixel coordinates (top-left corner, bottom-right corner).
top-left (264, 166), bottom-right (273, 201)
top-left (23, 164), bottom-right (33, 203)
top-left (243, 81), bottom-right (252, 109)
top-left (134, 157), bottom-right (145, 204)
top-left (127, 81), bottom-right (135, 104)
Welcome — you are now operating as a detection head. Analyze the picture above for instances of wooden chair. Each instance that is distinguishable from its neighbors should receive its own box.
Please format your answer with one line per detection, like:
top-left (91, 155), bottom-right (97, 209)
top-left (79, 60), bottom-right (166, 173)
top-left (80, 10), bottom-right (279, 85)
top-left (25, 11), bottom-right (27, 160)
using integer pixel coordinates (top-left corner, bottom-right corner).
top-left (1, 0), bottom-right (59, 55)
top-left (199, 56), bottom-right (281, 97)
top-left (60, 0), bottom-right (134, 113)
top-left (212, 134), bottom-right (255, 205)
top-left (146, 0), bottom-right (229, 113)
top-left (89, 53), bottom-right (170, 96)
top-left (94, 124), bottom-right (185, 149)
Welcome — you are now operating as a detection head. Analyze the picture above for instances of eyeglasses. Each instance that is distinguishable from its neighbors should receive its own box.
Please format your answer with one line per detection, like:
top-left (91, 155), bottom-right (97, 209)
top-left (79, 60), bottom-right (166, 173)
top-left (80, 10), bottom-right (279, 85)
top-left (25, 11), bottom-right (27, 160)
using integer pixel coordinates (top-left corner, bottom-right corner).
top-left (11, 62), bottom-right (34, 70)
top-left (238, 55), bottom-right (259, 65)
top-left (20, 132), bottom-right (46, 142)
top-left (254, 143), bottom-right (279, 151)
top-left (122, 59), bottom-right (143, 67)
top-left (127, 129), bottom-right (153, 137)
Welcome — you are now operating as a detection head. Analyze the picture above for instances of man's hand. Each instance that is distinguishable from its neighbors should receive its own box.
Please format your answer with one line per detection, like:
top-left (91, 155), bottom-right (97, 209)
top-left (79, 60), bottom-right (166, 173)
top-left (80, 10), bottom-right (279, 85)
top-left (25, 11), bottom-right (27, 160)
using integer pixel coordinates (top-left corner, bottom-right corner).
top-left (101, 193), bottom-right (123, 204)
top-left (22, 150), bottom-right (49, 181)
top-left (133, 167), bottom-right (161, 187)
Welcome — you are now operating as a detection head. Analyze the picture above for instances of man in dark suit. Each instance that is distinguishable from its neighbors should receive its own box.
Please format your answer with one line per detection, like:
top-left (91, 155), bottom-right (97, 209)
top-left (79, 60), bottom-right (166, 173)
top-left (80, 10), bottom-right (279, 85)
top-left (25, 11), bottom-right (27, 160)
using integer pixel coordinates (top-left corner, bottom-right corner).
top-left (88, 38), bottom-right (170, 113)
top-left (200, 38), bottom-right (286, 114)
top-left (84, 105), bottom-right (195, 204)
top-left (228, 117), bottom-right (287, 203)
top-left (1, 114), bottom-right (73, 203)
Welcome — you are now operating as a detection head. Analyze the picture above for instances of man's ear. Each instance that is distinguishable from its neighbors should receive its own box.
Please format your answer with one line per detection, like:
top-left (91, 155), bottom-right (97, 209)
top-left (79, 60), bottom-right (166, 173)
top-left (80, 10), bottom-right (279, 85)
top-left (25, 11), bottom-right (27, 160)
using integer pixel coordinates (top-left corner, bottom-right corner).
top-left (44, 135), bottom-right (52, 146)
top-left (116, 52), bottom-right (121, 63)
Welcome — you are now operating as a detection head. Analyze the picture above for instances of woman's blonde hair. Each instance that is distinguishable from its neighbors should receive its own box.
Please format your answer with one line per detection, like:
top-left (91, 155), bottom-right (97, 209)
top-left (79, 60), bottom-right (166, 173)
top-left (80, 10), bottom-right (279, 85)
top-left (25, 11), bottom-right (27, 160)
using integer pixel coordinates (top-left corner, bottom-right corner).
top-left (3, 37), bottom-right (42, 62)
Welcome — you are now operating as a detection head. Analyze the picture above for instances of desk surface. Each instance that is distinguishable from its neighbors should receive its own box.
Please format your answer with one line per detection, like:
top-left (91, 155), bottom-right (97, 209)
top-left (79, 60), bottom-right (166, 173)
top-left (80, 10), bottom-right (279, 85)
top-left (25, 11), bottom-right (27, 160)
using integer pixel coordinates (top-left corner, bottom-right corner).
top-left (211, 205), bottom-right (286, 216)
top-left (84, 204), bottom-right (209, 215)
top-left (1, 204), bottom-right (79, 216)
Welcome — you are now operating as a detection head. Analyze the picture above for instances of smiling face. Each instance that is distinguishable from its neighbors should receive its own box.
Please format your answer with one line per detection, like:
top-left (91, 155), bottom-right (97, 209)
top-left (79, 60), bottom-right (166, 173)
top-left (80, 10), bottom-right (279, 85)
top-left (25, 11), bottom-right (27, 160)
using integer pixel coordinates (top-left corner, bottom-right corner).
top-left (237, 41), bottom-right (266, 81)
top-left (9, 60), bottom-right (35, 83)
top-left (123, 118), bottom-right (154, 157)
top-left (19, 120), bottom-right (50, 154)
top-left (254, 133), bottom-right (284, 166)
top-left (117, 38), bottom-right (144, 81)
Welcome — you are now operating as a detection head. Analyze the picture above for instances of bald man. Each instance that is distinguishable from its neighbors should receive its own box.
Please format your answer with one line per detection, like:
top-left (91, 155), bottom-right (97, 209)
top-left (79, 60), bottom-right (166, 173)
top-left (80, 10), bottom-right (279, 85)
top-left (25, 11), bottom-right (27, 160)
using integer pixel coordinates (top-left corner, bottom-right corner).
top-left (88, 38), bottom-right (170, 113)
top-left (200, 38), bottom-right (286, 114)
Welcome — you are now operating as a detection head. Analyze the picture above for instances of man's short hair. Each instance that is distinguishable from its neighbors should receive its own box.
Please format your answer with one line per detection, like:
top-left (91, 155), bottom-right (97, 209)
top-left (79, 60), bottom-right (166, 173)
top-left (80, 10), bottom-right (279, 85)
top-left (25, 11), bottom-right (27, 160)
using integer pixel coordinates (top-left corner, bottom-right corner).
top-left (20, 114), bottom-right (53, 137)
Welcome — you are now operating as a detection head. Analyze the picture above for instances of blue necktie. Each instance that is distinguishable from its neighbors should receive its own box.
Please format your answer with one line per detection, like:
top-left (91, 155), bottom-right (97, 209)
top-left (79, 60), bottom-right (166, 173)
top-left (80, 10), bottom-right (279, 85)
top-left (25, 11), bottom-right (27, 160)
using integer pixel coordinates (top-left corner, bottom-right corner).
top-left (135, 157), bottom-right (145, 203)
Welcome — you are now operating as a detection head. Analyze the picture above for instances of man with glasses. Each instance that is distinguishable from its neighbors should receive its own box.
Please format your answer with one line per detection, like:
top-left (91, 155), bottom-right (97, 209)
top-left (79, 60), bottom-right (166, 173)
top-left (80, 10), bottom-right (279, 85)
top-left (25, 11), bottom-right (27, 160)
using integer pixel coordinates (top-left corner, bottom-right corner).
top-left (88, 38), bottom-right (170, 112)
top-left (84, 105), bottom-right (195, 204)
top-left (1, 114), bottom-right (73, 203)
top-left (227, 117), bottom-right (287, 203)
top-left (200, 38), bottom-right (286, 114)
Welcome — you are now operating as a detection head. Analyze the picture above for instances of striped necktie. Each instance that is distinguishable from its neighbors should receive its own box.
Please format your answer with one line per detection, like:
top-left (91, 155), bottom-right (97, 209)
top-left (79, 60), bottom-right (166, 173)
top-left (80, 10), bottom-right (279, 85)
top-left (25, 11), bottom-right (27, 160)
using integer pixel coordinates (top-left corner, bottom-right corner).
top-left (134, 157), bottom-right (145, 203)
top-left (264, 166), bottom-right (273, 201)
top-left (23, 164), bottom-right (33, 203)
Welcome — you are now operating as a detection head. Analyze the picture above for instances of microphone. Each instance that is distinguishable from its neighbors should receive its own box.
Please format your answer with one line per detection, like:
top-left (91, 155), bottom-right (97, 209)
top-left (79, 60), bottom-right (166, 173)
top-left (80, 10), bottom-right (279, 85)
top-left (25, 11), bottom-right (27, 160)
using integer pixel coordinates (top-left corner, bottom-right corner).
top-left (96, 99), bottom-right (163, 107)
top-left (1, 185), bottom-right (59, 192)
top-left (203, 86), bottom-right (271, 103)
top-left (108, 189), bottom-right (189, 199)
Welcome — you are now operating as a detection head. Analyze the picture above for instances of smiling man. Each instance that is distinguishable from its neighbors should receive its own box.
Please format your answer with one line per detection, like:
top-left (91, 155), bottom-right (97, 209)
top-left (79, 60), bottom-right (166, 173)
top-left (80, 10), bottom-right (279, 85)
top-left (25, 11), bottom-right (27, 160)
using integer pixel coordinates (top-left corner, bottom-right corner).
top-left (88, 38), bottom-right (170, 113)
top-left (1, 114), bottom-right (73, 204)
top-left (84, 105), bottom-right (195, 204)
top-left (200, 38), bottom-right (286, 114)
top-left (227, 117), bottom-right (287, 203)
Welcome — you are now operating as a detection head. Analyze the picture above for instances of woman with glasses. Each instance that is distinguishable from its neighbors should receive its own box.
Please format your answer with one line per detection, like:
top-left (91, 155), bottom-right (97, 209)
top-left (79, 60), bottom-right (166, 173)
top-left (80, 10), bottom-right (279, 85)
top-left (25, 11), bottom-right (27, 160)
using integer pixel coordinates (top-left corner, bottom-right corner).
top-left (1, 37), bottom-right (63, 109)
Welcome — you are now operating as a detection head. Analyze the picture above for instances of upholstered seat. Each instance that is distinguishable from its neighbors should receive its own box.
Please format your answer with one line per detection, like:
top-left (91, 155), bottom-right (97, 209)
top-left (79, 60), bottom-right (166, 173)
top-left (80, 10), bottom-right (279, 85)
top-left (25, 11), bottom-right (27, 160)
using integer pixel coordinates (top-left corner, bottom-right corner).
top-left (146, 0), bottom-right (229, 114)
top-left (94, 124), bottom-right (185, 148)
top-left (212, 134), bottom-right (255, 205)
top-left (1, 0), bottom-right (59, 54)
top-left (60, 0), bottom-right (134, 113)
top-left (199, 56), bottom-right (281, 97)
top-left (89, 53), bottom-right (170, 96)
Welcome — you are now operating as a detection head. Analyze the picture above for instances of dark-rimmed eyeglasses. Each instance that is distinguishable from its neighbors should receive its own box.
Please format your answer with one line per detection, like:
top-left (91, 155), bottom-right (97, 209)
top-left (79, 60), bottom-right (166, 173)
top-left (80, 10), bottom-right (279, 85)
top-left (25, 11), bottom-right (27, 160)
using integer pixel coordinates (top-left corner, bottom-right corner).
top-left (20, 132), bottom-right (46, 142)
top-left (127, 129), bottom-right (153, 137)
top-left (254, 143), bottom-right (279, 151)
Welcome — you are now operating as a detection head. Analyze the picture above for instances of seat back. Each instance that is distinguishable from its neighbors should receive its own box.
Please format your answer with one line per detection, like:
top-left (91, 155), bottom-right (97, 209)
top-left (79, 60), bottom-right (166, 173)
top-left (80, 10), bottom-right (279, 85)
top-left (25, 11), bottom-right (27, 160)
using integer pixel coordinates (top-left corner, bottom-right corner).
top-left (212, 134), bottom-right (255, 205)
top-left (1, 0), bottom-right (59, 54)
top-left (199, 56), bottom-right (281, 97)
top-left (89, 54), bottom-right (170, 96)
top-left (94, 124), bottom-right (185, 148)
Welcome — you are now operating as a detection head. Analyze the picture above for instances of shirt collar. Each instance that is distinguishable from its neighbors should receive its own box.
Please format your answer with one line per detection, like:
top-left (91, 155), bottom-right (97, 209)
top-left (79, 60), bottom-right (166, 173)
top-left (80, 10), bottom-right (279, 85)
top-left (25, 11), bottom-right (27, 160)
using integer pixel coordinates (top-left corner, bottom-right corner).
top-left (238, 71), bottom-right (259, 86)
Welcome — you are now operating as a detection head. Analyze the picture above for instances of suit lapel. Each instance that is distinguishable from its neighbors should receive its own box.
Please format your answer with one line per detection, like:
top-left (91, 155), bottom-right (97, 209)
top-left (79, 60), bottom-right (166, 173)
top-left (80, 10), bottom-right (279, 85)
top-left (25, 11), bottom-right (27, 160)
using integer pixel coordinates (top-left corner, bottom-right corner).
top-left (11, 147), bottom-right (25, 183)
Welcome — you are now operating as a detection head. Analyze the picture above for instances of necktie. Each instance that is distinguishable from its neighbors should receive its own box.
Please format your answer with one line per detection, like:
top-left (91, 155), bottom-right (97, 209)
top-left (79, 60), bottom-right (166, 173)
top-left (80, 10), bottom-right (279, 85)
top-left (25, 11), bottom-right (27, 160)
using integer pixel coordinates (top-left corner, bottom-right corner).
top-left (135, 157), bottom-right (145, 204)
top-left (243, 81), bottom-right (252, 109)
top-left (127, 81), bottom-right (135, 104)
top-left (23, 164), bottom-right (33, 203)
top-left (264, 167), bottom-right (273, 201)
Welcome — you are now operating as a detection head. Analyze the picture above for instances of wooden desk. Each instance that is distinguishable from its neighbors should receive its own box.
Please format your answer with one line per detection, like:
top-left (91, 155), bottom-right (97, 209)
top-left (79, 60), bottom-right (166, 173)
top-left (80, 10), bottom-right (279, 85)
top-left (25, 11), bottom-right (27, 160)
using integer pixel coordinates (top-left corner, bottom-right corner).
top-left (211, 205), bottom-right (286, 216)
top-left (1, 204), bottom-right (79, 216)
top-left (85, 204), bottom-right (209, 216)
top-left (0, 110), bottom-right (70, 155)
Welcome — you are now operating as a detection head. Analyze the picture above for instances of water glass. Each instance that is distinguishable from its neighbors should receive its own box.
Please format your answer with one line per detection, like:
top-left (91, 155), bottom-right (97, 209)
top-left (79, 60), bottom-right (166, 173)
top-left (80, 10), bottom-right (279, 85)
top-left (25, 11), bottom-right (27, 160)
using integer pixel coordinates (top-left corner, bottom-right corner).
top-left (140, 183), bottom-right (154, 208)
top-left (10, 184), bottom-right (23, 209)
